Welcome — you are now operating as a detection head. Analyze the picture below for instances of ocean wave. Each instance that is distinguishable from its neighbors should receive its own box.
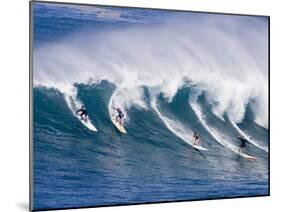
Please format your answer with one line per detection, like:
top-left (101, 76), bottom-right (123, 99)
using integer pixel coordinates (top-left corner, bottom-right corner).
top-left (34, 82), bottom-right (268, 154)
top-left (33, 14), bottom-right (268, 129)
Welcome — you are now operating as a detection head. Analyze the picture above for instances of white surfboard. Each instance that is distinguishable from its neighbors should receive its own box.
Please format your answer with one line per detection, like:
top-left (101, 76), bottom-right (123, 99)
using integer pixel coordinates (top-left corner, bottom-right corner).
top-left (192, 144), bottom-right (208, 151)
top-left (239, 152), bottom-right (257, 160)
top-left (76, 113), bottom-right (98, 132)
top-left (111, 115), bottom-right (126, 134)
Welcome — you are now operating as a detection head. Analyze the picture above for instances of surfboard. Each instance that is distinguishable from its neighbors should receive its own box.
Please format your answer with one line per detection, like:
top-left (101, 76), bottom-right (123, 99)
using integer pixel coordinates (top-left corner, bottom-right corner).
top-left (77, 115), bottom-right (98, 132)
top-left (111, 115), bottom-right (126, 134)
top-left (239, 152), bottom-right (257, 160)
top-left (192, 144), bottom-right (208, 151)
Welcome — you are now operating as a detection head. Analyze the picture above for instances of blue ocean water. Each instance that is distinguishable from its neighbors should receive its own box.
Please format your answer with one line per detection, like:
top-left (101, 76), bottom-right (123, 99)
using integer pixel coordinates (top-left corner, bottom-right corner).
top-left (32, 2), bottom-right (269, 211)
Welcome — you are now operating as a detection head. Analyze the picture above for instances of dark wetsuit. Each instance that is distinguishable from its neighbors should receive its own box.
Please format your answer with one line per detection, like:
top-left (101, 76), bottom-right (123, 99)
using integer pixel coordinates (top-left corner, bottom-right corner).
top-left (76, 108), bottom-right (88, 118)
top-left (193, 134), bottom-right (200, 145)
top-left (116, 108), bottom-right (124, 120)
top-left (239, 137), bottom-right (248, 148)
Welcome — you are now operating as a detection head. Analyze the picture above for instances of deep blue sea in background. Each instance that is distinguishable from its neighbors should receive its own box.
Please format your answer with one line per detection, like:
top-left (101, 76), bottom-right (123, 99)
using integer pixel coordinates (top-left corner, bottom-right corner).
top-left (32, 3), bottom-right (269, 210)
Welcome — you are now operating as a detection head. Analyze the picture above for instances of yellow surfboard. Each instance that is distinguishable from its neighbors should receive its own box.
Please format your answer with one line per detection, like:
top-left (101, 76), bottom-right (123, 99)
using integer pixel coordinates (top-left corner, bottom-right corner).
top-left (111, 115), bottom-right (126, 134)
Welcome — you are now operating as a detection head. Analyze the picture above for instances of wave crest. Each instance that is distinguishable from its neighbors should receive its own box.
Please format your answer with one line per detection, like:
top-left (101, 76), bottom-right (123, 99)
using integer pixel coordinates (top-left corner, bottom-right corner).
top-left (34, 15), bottom-right (268, 128)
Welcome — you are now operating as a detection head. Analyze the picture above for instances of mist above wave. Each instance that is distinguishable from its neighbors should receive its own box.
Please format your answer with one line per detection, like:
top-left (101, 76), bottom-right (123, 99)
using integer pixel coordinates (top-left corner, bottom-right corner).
top-left (34, 15), bottom-right (268, 128)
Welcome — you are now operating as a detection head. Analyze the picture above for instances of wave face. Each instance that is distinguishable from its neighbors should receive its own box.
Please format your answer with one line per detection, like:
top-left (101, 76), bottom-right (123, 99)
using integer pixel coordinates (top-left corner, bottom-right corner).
top-left (34, 4), bottom-right (269, 128)
top-left (33, 83), bottom-right (268, 210)
top-left (32, 3), bottom-right (269, 210)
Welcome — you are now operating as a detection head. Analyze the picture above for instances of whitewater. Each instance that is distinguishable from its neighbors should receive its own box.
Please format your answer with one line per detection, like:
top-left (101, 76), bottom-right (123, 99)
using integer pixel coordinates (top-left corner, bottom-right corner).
top-left (32, 2), bottom-right (269, 210)
top-left (34, 13), bottom-right (268, 155)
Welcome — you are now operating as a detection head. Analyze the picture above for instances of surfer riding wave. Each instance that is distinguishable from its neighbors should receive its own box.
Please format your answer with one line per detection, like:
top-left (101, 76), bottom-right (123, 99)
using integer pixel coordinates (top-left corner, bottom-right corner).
top-left (112, 107), bottom-right (125, 126)
top-left (76, 105), bottom-right (88, 120)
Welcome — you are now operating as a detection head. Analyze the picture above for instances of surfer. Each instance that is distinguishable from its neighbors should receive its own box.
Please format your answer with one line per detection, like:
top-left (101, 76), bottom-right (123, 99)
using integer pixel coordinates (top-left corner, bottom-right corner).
top-left (192, 132), bottom-right (200, 146)
top-left (76, 105), bottom-right (88, 120)
top-left (112, 107), bottom-right (124, 125)
top-left (238, 135), bottom-right (249, 153)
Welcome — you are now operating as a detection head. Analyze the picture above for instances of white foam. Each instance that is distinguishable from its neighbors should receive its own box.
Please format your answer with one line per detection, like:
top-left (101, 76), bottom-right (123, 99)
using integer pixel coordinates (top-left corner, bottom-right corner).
top-left (34, 15), bottom-right (268, 128)
top-left (189, 97), bottom-right (256, 159)
top-left (230, 120), bottom-right (268, 152)
top-left (151, 98), bottom-right (207, 150)
top-left (64, 88), bottom-right (98, 132)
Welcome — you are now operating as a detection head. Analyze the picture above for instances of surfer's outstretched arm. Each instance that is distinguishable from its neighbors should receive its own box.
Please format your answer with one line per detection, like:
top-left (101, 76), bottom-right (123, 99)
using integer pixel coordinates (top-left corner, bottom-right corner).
top-left (76, 109), bottom-right (81, 115)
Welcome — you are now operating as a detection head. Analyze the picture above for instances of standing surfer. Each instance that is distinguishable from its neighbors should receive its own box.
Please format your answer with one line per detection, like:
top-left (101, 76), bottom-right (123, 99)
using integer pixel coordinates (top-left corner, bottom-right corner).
top-left (112, 107), bottom-right (125, 126)
top-left (192, 132), bottom-right (200, 146)
top-left (238, 135), bottom-right (249, 153)
top-left (76, 105), bottom-right (88, 120)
